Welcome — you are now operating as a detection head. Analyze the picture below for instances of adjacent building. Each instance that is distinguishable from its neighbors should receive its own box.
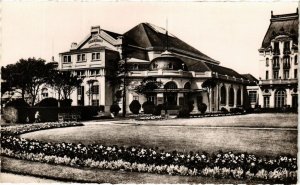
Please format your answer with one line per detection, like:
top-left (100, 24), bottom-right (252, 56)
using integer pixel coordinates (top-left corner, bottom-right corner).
top-left (257, 9), bottom-right (298, 109)
top-left (59, 23), bottom-right (256, 113)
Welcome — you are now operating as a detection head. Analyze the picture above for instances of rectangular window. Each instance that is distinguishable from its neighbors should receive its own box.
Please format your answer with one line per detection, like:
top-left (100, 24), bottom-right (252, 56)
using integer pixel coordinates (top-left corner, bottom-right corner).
top-left (147, 96), bottom-right (156, 104)
top-left (263, 96), bottom-right (270, 108)
top-left (273, 70), bottom-right (279, 79)
top-left (91, 85), bottom-right (99, 94)
top-left (284, 41), bottom-right (290, 53)
top-left (82, 54), bottom-right (86, 61)
top-left (133, 96), bottom-right (139, 101)
top-left (294, 69), bottom-right (298, 79)
top-left (266, 71), bottom-right (269, 80)
top-left (63, 55), bottom-right (71, 63)
top-left (77, 86), bottom-right (84, 96)
top-left (274, 42), bottom-right (280, 54)
top-left (77, 54), bottom-right (81, 61)
top-left (92, 100), bottom-right (99, 106)
top-left (248, 91), bottom-right (257, 103)
top-left (92, 52), bottom-right (100, 60)
top-left (284, 70), bottom-right (289, 79)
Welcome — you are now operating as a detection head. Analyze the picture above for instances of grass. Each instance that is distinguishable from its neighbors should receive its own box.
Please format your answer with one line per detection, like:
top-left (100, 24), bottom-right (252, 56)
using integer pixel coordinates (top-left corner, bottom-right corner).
top-left (21, 113), bottom-right (297, 157)
top-left (1, 156), bottom-right (268, 184)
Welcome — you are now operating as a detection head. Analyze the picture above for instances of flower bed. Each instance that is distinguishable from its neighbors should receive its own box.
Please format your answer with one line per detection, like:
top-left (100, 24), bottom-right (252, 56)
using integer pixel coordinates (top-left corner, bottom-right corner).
top-left (1, 122), bottom-right (84, 136)
top-left (1, 134), bottom-right (297, 182)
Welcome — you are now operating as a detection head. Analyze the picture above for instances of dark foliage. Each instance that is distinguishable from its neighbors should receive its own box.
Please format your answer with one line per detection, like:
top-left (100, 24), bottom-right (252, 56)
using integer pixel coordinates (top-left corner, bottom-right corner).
top-left (153, 104), bottom-right (163, 116)
top-left (110, 104), bottom-right (121, 116)
top-left (129, 100), bottom-right (141, 114)
top-left (35, 98), bottom-right (58, 107)
top-left (5, 99), bottom-right (30, 108)
top-left (142, 101), bottom-right (155, 114)
top-left (220, 107), bottom-right (229, 113)
top-left (198, 103), bottom-right (207, 114)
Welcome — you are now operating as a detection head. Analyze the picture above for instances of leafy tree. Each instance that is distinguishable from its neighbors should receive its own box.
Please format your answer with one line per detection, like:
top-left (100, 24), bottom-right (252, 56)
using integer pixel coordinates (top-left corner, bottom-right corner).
top-left (202, 78), bottom-right (217, 112)
top-left (1, 58), bottom-right (56, 106)
top-left (49, 70), bottom-right (83, 102)
top-left (134, 77), bottom-right (163, 95)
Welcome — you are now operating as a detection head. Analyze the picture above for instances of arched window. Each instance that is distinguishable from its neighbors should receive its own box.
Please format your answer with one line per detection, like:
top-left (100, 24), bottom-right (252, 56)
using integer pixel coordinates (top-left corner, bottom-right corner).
top-left (164, 81), bottom-right (177, 89)
top-left (237, 88), bottom-right (241, 105)
top-left (229, 87), bottom-right (234, 106)
top-left (184, 82), bottom-right (191, 89)
top-left (41, 88), bottom-right (48, 98)
top-left (275, 89), bottom-right (286, 108)
top-left (295, 55), bottom-right (298, 65)
top-left (220, 86), bottom-right (226, 105)
top-left (266, 58), bottom-right (269, 67)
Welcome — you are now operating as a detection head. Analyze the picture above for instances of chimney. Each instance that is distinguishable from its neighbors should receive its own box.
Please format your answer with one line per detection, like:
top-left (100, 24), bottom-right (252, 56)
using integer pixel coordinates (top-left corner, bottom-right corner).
top-left (71, 42), bottom-right (77, 49)
top-left (271, 10), bottom-right (273, 17)
top-left (52, 56), bottom-right (55, 62)
top-left (91, 26), bottom-right (101, 35)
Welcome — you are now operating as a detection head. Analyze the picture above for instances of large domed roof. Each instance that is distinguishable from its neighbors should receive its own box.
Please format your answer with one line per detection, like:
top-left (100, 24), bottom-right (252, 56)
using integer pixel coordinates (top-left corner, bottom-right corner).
top-left (149, 51), bottom-right (188, 71)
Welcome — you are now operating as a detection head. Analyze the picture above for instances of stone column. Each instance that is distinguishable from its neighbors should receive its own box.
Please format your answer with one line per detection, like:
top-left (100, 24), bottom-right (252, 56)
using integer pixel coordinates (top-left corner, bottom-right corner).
top-left (226, 85), bottom-right (230, 108)
top-left (234, 88), bottom-right (237, 107)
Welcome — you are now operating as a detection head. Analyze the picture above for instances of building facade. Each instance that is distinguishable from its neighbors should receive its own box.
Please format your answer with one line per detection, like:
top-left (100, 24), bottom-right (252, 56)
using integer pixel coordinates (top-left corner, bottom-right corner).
top-left (59, 23), bottom-right (256, 113)
top-left (257, 9), bottom-right (298, 109)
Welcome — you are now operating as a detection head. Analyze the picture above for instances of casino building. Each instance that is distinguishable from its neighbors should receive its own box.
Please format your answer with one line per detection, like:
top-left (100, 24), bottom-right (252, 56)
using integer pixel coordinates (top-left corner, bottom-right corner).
top-left (59, 23), bottom-right (256, 113)
top-left (257, 9), bottom-right (298, 109)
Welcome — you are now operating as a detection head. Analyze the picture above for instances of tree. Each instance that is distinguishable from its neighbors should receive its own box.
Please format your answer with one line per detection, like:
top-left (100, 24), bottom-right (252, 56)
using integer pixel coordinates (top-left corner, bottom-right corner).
top-left (134, 76), bottom-right (163, 95)
top-left (1, 58), bottom-right (56, 106)
top-left (202, 78), bottom-right (217, 112)
top-left (49, 71), bottom-right (83, 103)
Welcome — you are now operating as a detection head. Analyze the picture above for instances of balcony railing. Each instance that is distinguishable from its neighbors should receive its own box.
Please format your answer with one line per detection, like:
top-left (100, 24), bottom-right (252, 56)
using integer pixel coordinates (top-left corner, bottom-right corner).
top-left (272, 65), bottom-right (280, 69)
top-left (259, 78), bottom-right (297, 85)
top-left (273, 50), bottom-right (280, 56)
top-left (283, 64), bottom-right (291, 69)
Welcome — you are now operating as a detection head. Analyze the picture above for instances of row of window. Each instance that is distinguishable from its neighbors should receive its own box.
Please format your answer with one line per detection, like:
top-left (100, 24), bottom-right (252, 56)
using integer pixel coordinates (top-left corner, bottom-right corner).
top-left (63, 52), bottom-right (101, 63)
top-left (273, 41), bottom-right (291, 55)
top-left (265, 69), bottom-right (297, 80)
top-left (265, 55), bottom-right (297, 67)
top-left (77, 85), bottom-right (99, 95)
top-left (75, 69), bottom-right (101, 77)
top-left (263, 91), bottom-right (298, 108)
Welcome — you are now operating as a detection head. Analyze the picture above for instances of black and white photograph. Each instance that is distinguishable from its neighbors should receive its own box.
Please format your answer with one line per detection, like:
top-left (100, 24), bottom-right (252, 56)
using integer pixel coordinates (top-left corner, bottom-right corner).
top-left (0, 1), bottom-right (298, 183)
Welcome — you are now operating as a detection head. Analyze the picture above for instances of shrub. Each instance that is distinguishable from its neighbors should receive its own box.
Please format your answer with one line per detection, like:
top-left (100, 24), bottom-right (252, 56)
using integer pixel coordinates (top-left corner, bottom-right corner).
top-left (59, 99), bottom-right (72, 107)
top-left (35, 98), bottom-right (58, 107)
top-left (178, 107), bottom-right (190, 118)
top-left (220, 107), bottom-right (229, 113)
top-left (153, 104), bottom-right (163, 116)
top-left (142, 101), bottom-right (155, 114)
top-left (5, 99), bottom-right (30, 108)
top-left (129, 100), bottom-right (141, 114)
top-left (110, 104), bottom-right (121, 116)
top-left (188, 101), bottom-right (194, 112)
top-left (198, 103), bottom-right (207, 114)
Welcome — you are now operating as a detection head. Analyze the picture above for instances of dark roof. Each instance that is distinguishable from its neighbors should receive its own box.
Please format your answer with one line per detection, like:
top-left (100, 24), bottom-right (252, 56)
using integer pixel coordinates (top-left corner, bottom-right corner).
top-left (102, 29), bottom-right (122, 40)
top-left (261, 10), bottom-right (298, 48)
top-left (60, 47), bottom-right (108, 55)
top-left (241, 74), bottom-right (259, 83)
top-left (124, 23), bottom-right (218, 63)
top-left (205, 63), bottom-right (246, 79)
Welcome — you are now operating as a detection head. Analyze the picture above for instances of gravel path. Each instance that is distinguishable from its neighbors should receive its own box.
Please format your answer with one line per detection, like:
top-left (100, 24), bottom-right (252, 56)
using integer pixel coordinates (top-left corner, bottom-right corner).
top-left (0, 172), bottom-right (62, 183)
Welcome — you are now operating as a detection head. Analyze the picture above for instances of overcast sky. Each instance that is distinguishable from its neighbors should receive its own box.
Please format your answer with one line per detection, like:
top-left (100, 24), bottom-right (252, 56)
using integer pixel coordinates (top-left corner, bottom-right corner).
top-left (1, 1), bottom-right (298, 78)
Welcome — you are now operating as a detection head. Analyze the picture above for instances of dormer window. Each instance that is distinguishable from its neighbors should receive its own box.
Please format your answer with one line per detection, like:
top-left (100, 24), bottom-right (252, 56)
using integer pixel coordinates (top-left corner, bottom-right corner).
top-left (133, 64), bottom-right (139, 70)
top-left (273, 42), bottom-right (280, 55)
top-left (168, 63), bottom-right (173, 69)
top-left (284, 41), bottom-right (290, 53)
top-left (63, 55), bottom-right (71, 63)
top-left (152, 63), bottom-right (156, 69)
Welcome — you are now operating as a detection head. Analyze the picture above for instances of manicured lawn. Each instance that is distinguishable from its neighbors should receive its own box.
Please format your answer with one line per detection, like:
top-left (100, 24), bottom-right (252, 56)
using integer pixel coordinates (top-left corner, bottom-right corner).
top-left (21, 113), bottom-right (297, 157)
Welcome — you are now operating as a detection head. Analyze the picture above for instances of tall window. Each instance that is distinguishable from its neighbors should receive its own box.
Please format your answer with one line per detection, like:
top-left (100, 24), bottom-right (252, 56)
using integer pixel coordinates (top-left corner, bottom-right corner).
top-left (91, 85), bottom-right (99, 94)
top-left (273, 57), bottom-right (280, 67)
top-left (283, 41), bottom-right (290, 53)
top-left (263, 96), bottom-right (270, 108)
top-left (292, 95), bottom-right (298, 108)
top-left (294, 69), bottom-right (298, 79)
top-left (248, 91), bottom-right (257, 104)
top-left (283, 57), bottom-right (290, 68)
top-left (237, 89), bottom-right (241, 105)
top-left (229, 87), bottom-right (234, 106)
top-left (284, 70), bottom-right (289, 79)
top-left (220, 86), bottom-right (226, 105)
top-left (274, 42), bottom-right (280, 54)
top-left (147, 95), bottom-right (156, 104)
top-left (273, 70), bottom-right (279, 79)
top-left (77, 86), bottom-right (84, 106)
top-left (266, 58), bottom-right (269, 67)
top-left (266, 71), bottom-right (269, 80)
top-left (295, 55), bottom-right (298, 65)
top-left (275, 90), bottom-right (286, 108)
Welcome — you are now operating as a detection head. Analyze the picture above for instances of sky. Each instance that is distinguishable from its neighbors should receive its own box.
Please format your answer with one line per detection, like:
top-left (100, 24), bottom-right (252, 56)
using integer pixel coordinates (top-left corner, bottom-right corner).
top-left (1, 1), bottom-right (298, 78)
